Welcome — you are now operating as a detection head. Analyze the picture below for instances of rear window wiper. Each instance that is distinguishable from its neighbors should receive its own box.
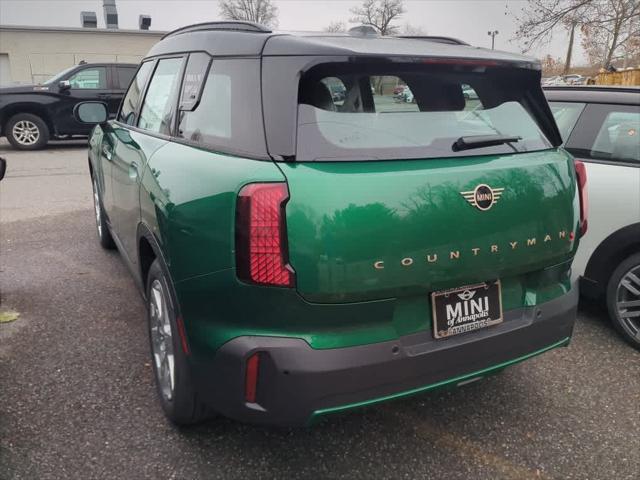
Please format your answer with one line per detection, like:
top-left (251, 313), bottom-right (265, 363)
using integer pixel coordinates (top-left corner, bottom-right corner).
top-left (452, 135), bottom-right (522, 152)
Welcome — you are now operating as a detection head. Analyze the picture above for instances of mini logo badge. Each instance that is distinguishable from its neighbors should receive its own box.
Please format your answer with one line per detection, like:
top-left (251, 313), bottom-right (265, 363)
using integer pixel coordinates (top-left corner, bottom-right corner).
top-left (461, 184), bottom-right (504, 211)
top-left (457, 289), bottom-right (476, 301)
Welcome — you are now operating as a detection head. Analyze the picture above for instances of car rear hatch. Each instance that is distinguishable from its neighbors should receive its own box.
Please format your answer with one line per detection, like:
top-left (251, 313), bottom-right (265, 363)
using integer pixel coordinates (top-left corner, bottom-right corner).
top-left (262, 49), bottom-right (578, 303)
top-left (280, 150), bottom-right (578, 303)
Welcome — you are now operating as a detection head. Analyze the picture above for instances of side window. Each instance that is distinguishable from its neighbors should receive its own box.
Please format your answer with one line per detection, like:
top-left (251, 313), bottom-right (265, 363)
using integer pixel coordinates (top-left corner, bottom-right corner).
top-left (179, 53), bottom-right (210, 110)
top-left (566, 103), bottom-right (640, 164)
top-left (118, 61), bottom-right (154, 126)
top-left (116, 66), bottom-right (136, 90)
top-left (549, 102), bottom-right (586, 142)
top-left (68, 67), bottom-right (107, 89)
top-left (591, 110), bottom-right (639, 163)
top-left (138, 57), bottom-right (184, 135)
top-left (177, 58), bottom-right (266, 157)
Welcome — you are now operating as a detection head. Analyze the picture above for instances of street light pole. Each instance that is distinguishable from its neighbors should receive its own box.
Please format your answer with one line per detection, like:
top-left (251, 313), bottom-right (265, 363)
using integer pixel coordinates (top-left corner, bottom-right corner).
top-left (488, 30), bottom-right (499, 50)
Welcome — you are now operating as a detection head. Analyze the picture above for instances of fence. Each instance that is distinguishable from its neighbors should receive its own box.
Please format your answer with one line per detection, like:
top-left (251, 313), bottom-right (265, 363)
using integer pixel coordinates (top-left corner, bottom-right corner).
top-left (595, 67), bottom-right (640, 86)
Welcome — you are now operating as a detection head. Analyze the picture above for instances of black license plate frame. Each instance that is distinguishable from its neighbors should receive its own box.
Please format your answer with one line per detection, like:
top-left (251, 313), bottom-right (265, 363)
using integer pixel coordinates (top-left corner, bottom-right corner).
top-left (431, 280), bottom-right (503, 339)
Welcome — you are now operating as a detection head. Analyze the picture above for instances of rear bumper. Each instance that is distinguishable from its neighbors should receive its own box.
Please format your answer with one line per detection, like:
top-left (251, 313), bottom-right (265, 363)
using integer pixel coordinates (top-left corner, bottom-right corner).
top-left (194, 287), bottom-right (578, 427)
top-left (579, 275), bottom-right (603, 299)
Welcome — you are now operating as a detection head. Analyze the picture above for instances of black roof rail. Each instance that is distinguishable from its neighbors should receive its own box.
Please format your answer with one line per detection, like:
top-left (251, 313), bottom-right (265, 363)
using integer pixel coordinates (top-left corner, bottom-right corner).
top-left (162, 21), bottom-right (271, 39)
top-left (396, 35), bottom-right (469, 46)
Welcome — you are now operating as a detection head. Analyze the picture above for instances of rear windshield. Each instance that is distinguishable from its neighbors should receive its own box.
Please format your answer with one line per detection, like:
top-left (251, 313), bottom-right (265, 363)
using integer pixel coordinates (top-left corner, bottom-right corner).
top-left (296, 63), bottom-right (553, 161)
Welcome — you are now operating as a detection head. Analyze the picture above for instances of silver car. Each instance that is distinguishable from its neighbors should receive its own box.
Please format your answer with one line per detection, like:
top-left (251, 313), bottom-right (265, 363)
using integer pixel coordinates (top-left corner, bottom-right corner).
top-left (546, 86), bottom-right (640, 350)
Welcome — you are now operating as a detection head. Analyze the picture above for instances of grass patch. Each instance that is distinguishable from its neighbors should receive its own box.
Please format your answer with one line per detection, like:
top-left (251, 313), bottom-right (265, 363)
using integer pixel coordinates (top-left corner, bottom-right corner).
top-left (0, 310), bottom-right (20, 324)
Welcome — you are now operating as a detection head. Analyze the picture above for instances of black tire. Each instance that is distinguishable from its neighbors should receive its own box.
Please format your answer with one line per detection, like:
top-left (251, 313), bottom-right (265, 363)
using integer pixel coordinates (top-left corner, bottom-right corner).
top-left (6, 113), bottom-right (50, 150)
top-left (606, 253), bottom-right (640, 351)
top-left (91, 176), bottom-right (116, 250)
top-left (146, 259), bottom-right (210, 425)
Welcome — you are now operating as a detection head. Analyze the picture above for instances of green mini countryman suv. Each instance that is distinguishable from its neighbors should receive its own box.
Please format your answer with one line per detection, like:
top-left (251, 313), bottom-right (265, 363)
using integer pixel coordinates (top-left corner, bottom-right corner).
top-left (75, 22), bottom-right (586, 427)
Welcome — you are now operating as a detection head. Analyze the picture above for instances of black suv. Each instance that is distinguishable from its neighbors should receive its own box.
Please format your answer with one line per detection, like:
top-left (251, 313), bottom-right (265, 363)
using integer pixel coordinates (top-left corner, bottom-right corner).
top-left (0, 62), bottom-right (137, 150)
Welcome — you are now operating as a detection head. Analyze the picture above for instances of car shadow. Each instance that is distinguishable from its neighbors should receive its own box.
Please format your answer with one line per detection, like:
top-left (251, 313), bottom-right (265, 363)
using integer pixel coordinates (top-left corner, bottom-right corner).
top-left (158, 298), bottom-right (635, 478)
top-left (170, 367), bottom-right (540, 475)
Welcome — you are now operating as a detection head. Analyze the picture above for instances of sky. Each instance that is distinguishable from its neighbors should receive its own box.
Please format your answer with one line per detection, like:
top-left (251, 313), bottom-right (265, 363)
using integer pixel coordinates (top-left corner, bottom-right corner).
top-left (0, 0), bottom-right (588, 64)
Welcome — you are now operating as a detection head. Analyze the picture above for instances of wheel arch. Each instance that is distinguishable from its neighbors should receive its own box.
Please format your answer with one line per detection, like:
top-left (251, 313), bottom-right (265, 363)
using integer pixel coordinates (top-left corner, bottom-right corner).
top-left (1, 103), bottom-right (55, 136)
top-left (136, 222), bottom-right (181, 314)
top-left (582, 222), bottom-right (640, 299)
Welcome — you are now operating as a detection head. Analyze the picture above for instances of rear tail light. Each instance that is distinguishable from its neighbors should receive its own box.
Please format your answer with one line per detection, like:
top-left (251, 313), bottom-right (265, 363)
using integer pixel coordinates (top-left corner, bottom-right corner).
top-left (235, 182), bottom-right (295, 287)
top-left (574, 160), bottom-right (588, 237)
top-left (244, 352), bottom-right (260, 403)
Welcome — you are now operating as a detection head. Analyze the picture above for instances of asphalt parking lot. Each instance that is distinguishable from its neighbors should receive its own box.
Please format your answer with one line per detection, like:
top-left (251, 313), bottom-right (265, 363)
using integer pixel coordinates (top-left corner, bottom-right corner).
top-left (0, 140), bottom-right (638, 480)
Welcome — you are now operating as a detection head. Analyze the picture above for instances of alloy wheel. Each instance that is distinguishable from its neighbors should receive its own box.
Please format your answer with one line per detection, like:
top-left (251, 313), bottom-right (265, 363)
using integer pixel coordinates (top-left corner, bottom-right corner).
top-left (12, 120), bottom-right (40, 146)
top-left (149, 279), bottom-right (175, 401)
top-left (616, 264), bottom-right (640, 341)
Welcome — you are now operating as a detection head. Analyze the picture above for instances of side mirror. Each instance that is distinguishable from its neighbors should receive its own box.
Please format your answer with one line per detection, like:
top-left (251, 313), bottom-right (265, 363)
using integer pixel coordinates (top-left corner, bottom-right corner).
top-left (74, 101), bottom-right (108, 124)
top-left (0, 157), bottom-right (6, 181)
top-left (58, 80), bottom-right (71, 92)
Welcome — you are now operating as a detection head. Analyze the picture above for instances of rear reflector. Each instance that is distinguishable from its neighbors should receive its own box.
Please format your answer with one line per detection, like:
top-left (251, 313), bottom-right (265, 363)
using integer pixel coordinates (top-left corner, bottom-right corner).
top-left (574, 160), bottom-right (588, 237)
top-left (175, 315), bottom-right (190, 355)
top-left (236, 183), bottom-right (295, 287)
top-left (245, 352), bottom-right (260, 403)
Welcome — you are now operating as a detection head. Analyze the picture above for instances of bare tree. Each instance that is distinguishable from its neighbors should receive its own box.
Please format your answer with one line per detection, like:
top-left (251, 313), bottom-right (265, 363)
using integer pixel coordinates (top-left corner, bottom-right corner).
top-left (513, 0), bottom-right (592, 73)
top-left (325, 21), bottom-right (347, 33)
top-left (541, 54), bottom-right (565, 75)
top-left (621, 30), bottom-right (640, 67)
top-left (219, 0), bottom-right (279, 28)
top-left (513, 0), bottom-right (640, 72)
top-left (581, 0), bottom-right (640, 67)
top-left (350, 0), bottom-right (405, 35)
top-left (400, 23), bottom-right (427, 36)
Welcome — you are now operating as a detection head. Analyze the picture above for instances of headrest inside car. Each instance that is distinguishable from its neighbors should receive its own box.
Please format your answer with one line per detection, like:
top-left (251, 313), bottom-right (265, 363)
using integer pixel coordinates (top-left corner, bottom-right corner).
top-left (299, 81), bottom-right (337, 112)
top-left (412, 80), bottom-right (466, 112)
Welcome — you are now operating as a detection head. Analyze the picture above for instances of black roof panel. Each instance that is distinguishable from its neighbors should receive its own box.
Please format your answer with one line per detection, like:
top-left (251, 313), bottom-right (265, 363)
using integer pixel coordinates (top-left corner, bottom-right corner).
top-left (162, 21), bottom-right (271, 39)
top-left (147, 29), bottom-right (271, 58)
top-left (261, 34), bottom-right (535, 63)
top-left (146, 24), bottom-right (538, 67)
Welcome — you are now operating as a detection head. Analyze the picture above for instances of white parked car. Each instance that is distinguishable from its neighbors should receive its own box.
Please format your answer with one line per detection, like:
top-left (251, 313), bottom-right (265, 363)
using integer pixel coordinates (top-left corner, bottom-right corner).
top-left (542, 75), bottom-right (567, 86)
top-left (562, 74), bottom-right (586, 85)
top-left (546, 86), bottom-right (640, 350)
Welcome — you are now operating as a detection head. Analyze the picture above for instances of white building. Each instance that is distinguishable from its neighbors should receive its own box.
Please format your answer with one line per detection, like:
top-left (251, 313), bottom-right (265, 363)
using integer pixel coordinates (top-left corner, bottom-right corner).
top-left (0, 25), bottom-right (164, 85)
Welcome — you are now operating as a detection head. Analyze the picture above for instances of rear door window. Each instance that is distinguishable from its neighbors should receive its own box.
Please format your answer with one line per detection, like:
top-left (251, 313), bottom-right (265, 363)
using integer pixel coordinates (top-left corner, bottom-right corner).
top-left (296, 63), bottom-right (553, 161)
top-left (179, 52), bottom-right (210, 110)
top-left (118, 61), bottom-right (154, 126)
top-left (138, 57), bottom-right (184, 135)
top-left (565, 103), bottom-right (640, 164)
top-left (176, 58), bottom-right (267, 157)
top-left (592, 111), bottom-right (639, 163)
